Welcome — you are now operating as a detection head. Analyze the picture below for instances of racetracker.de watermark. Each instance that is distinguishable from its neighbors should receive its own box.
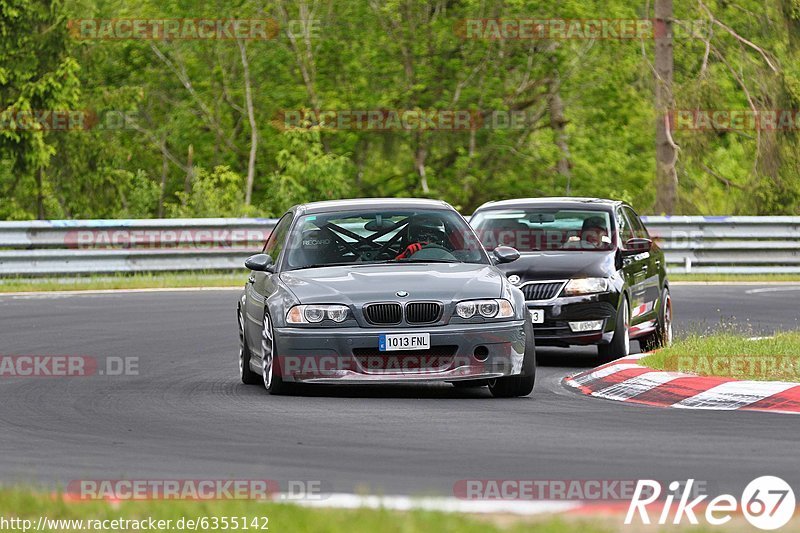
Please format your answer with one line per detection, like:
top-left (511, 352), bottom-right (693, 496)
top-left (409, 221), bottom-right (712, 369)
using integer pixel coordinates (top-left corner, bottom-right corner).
top-left (63, 228), bottom-right (270, 249)
top-left (274, 109), bottom-right (538, 131)
top-left (671, 109), bottom-right (800, 131)
top-left (668, 355), bottom-right (800, 380)
top-left (455, 18), bottom-right (711, 40)
top-left (272, 354), bottom-right (512, 380)
top-left (66, 479), bottom-right (327, 500)
top-left (0, 109), bottom-right (138, 131)
top-left (454, 479), bottom-right (670, 501)
top-left (0, 356), bottom-right (138, 377)
top-left (68, 19), bottom-right (279, 40)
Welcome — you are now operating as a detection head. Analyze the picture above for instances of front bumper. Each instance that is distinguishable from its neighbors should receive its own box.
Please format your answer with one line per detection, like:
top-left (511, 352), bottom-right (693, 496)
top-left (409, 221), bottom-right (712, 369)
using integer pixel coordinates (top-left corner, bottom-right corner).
top-left (272, 320), bottom-right (527, 383)
top-left (525, 293), bottom-right (618, 347)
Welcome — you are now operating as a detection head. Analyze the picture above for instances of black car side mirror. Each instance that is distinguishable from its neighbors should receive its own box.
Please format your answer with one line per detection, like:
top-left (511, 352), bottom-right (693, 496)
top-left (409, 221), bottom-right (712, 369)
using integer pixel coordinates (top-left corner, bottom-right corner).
top-left (493, 246), bottom-right (520, 264)
top-left (622, 238), bottom-right (652, 256)
top-left (245, 253), bottom-right (275, 272)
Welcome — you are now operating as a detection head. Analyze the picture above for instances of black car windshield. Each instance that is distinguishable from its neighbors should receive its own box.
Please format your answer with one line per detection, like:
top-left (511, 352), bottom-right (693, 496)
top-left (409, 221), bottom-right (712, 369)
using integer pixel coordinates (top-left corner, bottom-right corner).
top-left (471, 208), bottom-right (615, 252)
top-left (285, 209), bottom-right (488, 270)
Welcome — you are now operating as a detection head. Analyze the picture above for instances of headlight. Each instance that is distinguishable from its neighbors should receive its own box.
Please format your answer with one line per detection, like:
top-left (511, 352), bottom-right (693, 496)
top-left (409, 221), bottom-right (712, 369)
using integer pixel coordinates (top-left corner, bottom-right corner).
top-left (563, 278), bottom-right (609, 296)
top-left (286, 305), bottom-right (349, 324)
top-left (455, 299), bottom-right (514, 319)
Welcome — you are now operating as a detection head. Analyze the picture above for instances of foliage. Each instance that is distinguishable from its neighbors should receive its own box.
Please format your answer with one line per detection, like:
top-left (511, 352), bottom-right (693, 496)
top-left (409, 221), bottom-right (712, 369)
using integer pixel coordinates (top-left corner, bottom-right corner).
top-left (169, 165), bottom-right (253, 218)
top-left (1, 0), bottom-right (799, 219)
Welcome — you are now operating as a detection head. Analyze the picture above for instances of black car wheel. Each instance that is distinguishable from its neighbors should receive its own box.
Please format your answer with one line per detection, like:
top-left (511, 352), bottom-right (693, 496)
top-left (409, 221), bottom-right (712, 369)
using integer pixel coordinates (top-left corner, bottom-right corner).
top-left (640, 288), bottom-right (673, 352)
top-left (488, 315), bottom-right (536, 398)
top-left (597, 296), bottom-right (629, 362)
top-left (238, 307), bottom-right (260, 385)
top-left (261, 312), bottom-right (292, 395)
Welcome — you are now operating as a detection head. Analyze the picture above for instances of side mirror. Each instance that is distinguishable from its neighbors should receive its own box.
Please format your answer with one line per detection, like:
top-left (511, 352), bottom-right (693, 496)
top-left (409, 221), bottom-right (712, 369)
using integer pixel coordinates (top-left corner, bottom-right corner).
top-left (245, 253), bottom-right (274, 272)
top-left (493, 246), bottom-right (520, 264)
top-left (622, 238), bottom-right (652, 256)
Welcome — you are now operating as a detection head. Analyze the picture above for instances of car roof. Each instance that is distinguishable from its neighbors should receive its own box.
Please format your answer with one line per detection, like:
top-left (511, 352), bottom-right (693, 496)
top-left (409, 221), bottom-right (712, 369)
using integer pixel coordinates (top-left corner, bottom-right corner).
top-left (473, 197), bottom-right (624, 212)
top-left (295, 198), bottom-right (454, 215)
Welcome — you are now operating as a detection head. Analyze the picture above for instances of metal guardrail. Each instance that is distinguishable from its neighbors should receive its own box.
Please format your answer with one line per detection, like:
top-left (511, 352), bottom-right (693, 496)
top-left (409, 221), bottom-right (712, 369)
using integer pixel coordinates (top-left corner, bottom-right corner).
top-left (641, 216), bottom-right (800, 274)
top-left (0, 218), bottom-right (276, 275)
top-left (0, 216), bottom-right (798, 275)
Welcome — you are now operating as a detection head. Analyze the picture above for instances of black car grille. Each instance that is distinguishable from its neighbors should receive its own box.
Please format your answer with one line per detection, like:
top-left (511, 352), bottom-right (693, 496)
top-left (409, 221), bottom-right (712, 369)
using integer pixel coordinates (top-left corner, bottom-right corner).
top-left (364, 303), bottom-right (402, 325)
top-left (406, 302), bottom-right (442, 324)
top-left (353, 346), bottom-right (458, 372)
top-left (521, 282), bottom-right (564, 301)
top-left (533, 320), bottom-right (572, 338)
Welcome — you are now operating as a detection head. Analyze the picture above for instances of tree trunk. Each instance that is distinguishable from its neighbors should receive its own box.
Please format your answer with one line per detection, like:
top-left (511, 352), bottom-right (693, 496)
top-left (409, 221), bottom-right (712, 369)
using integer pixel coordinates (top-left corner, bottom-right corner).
top-left (654, 0), bottom-right (678, 214)
top-left (548, 73), bottom-right (572, 194)
top-left (36, 167), bottom-right (45, 220)
top-left (414, 134), bottom-right (430, 194)
top-left (184, 144), bottom-right (194, 206)
top-left (158, 134), bottom-right (168, 217)
top-left (239, 40), bottom-right (258, 206)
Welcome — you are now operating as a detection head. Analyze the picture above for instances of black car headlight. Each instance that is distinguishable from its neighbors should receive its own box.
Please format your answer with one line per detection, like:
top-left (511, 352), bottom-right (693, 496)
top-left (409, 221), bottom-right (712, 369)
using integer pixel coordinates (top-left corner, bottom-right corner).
top-left (454, 299), bottom-right (514, 319)
top-left (286, 304), bottom-right (349, 324)
top-left (562, 278), bottom-right (609, 296)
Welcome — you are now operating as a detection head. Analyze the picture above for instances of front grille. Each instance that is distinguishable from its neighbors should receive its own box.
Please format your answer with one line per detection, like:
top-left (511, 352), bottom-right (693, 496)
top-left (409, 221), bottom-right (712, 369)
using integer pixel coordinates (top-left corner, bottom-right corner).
top-left (533, 320), bottom-right (572, 337)
top-left (353, 346), bottom-right (458, 373)
top-left (364, 303), bottom-right (402, 325)
top-left (406, 302), bottom-right (442, 324)
top-left (521, 282), bottom-right (564, 301)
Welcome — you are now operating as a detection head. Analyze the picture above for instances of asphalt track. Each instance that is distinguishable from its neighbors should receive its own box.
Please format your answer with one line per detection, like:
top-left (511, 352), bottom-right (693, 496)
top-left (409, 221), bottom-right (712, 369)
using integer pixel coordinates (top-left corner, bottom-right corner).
top-left (0, 284), bottom-right (798, 498)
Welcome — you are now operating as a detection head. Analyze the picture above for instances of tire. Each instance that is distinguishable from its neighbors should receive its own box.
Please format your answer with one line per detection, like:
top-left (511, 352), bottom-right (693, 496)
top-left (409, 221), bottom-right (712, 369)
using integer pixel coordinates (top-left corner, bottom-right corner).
top-left (260, 312), bottom-right (293, 395)
top-left (597, 296), bottom-right (630, 363)
top-left (239, 307), bottom-right (261, 385)
top-left (489, 314), bottom-right (536, 398)
top-left (640, 288), bottom-right (673, 352)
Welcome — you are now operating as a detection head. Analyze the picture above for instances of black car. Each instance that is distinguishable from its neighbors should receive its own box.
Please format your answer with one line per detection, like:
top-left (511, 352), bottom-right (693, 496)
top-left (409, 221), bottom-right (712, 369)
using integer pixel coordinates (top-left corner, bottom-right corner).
top-left (470, 198), bottom-right (671, 360)
top-left (237, 198), bottom-right (536, 397)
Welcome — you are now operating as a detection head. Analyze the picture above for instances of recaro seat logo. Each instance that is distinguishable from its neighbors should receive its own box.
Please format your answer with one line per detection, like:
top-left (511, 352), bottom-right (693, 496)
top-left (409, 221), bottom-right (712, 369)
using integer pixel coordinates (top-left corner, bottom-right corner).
top-left (626, 477), bottom-right (796, 530)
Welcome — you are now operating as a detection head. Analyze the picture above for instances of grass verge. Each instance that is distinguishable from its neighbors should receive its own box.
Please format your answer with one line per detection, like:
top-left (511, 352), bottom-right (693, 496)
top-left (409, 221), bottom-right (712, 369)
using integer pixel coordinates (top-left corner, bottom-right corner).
top-left (640, 332), bottom-right (800, 381)
top-left (669, 273), bottom-right (800, 282)
top-left (0, 272), bottom-right (243, 292)
top-left (0, 272), bottom-right (798, 294)
top-left (0, 488), bottom-right (609, 533)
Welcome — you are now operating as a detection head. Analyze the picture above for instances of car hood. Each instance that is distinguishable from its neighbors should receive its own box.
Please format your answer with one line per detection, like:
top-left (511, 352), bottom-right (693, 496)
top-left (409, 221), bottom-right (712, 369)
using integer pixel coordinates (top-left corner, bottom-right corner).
top-left (496, 251), bottom-right (616, 280)
top-left (280, 263), bottom-right (504, 305)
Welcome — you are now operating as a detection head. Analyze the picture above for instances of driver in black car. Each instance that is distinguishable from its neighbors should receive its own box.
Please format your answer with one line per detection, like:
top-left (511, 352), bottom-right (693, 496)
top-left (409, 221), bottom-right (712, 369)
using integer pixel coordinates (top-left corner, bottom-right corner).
top-left (395, 217), bottom-right (448, 259)
top-left (581, 216), bottom-right (610, 249)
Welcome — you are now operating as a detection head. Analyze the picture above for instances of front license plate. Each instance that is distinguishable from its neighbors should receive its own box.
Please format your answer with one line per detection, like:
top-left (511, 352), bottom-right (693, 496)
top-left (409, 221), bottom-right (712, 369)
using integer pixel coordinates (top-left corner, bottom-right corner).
top-left (379, 333), bottom-right (430, 351)
top-left (529, 309), bottom-right (545, 324)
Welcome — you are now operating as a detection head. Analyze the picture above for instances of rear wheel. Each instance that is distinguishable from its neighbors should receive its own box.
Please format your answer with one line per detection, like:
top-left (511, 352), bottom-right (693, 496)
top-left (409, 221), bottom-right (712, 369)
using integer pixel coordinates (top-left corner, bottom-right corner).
top-left (239, 307), bottom-right (260, 385)
top-left (640, 288), bottom-right (673, 352)
top-left (489, 315), bottom-right (536, 398)
top-left (597, 296), bottom-right (630, 363)
top-left (261, 312), bottom-right (292, 395)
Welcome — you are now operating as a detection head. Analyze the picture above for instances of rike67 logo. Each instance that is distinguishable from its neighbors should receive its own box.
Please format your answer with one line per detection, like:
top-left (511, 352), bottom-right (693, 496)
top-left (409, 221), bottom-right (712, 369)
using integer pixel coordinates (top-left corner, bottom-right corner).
top-left (626, 477), bottom-right (796, 530)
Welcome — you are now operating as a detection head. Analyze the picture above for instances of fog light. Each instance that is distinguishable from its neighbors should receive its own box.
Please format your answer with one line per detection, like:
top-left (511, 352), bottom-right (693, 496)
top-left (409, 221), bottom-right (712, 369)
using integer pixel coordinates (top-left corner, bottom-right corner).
top-left (568, 320), bottom-right (604, 333)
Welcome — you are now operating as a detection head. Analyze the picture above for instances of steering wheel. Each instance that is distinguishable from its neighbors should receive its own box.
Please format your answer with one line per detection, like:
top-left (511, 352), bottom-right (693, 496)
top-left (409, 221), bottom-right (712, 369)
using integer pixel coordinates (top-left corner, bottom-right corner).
top-left (400, 243), bottom-right (456, 261)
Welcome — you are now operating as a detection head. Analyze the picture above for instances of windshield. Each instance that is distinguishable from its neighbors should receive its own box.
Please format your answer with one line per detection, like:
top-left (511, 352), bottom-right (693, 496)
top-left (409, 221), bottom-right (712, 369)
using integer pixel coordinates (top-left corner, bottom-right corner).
top-left (284, 209), bottom-right (488, 270)
top-left (471, 208), bottom-right (615, 252)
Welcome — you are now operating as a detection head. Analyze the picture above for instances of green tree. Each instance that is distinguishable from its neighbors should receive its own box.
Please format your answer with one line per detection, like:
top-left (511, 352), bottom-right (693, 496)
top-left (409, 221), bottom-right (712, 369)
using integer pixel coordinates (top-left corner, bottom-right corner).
top-left (0, 0), bottom-right (80, 219)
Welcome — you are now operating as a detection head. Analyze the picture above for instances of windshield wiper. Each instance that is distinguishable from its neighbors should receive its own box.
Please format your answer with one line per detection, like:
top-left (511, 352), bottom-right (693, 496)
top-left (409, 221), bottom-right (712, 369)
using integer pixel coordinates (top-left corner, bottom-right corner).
top-left (398, 259), bottom-right (461, 264)
top-left (291, 262), bottom-right (358, 270)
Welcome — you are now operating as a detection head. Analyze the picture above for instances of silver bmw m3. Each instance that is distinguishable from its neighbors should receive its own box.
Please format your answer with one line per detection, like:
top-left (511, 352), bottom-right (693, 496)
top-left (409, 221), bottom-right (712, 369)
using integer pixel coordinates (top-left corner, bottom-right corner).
top-left (237, 198), bottom-right (535, 397)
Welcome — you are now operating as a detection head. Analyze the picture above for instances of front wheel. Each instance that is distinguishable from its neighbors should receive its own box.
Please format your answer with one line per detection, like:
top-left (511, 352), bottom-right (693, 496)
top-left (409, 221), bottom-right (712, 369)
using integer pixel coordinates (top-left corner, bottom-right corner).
top-left (239, 307), bottom-right (261, 385)
top-left (640, 288), bottom-right (673, 352)
top-left (261, 312), bottom-right (292, 395)
top-left (489, 314), bottom-right (536, 398)
top-left (597, 296), bottom-right (630, 363)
